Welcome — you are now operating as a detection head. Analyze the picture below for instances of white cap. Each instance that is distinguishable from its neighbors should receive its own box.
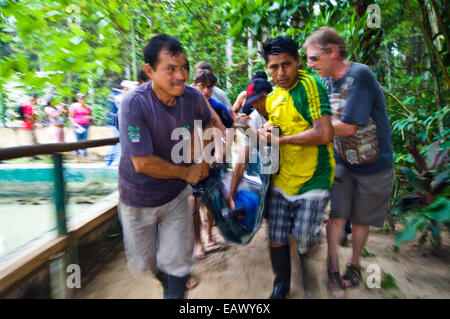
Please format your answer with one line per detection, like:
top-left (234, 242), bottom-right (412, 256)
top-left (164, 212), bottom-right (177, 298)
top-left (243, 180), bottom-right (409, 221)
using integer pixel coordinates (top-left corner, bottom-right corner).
top-left (120, 80), bottom-right (138, 89)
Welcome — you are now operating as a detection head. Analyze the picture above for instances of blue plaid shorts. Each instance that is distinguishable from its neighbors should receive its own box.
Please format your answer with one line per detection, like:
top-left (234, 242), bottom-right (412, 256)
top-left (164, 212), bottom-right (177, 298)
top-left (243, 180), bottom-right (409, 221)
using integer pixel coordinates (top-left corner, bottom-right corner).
top-left (267, 188), bottom-right (330, 254)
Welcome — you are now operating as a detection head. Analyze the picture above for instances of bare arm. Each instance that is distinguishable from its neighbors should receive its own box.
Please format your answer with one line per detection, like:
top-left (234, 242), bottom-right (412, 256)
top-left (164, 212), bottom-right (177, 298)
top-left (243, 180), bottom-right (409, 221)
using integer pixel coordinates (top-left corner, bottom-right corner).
top-left (229, 91), bottom-right (247, 121)
top-left (229, 145), bottom-right (249, 209)
top-left (260, 115), bottom-right (333, 146)
top-left (331, 118), bottom-right (357, 136)
top-left (68, 108), bottom-right (79, 127)
top-left (131, 154), bottom-right (209, 185)
top-left (86, 104), bottom-right (94, 121)
top-left (47, 110), bottom-right (58, 119)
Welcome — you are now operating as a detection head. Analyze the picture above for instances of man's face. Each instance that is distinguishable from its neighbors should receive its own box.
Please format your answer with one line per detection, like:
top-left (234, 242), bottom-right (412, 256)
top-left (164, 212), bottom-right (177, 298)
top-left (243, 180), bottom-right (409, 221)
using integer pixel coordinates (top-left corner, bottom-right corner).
top-left (306, 45), bottom-right (332, 77)
top-left (266, 53), bottom-right (300, 89)
top-left (145, 49), bottom-right (189, 98)
top-left (193, 81), bottom-right (213, 99)
top-left (252, 94), bottom-right (268, 119)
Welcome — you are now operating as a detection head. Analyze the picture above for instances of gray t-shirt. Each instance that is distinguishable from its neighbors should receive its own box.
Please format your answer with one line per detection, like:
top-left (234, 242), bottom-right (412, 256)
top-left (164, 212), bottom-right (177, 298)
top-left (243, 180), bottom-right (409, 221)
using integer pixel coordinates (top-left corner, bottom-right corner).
top-left (212, 86), bottom-right (232, 110)
top-left (118, 82), bottom-right (212, 207)
top-left (323, 62), bottom-right (393, 174)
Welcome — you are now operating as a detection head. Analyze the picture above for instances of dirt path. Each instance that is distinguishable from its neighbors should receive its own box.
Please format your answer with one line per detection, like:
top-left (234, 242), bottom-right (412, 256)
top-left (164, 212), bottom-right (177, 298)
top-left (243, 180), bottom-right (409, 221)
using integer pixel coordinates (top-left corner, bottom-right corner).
top-left (77, 220), bottom-right (450, 299)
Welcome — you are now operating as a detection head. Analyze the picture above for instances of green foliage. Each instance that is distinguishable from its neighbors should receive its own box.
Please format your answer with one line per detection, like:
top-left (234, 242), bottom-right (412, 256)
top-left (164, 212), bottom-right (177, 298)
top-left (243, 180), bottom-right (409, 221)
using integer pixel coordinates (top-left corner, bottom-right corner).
top-left (390, 141), bottom-right (449, 249)
top-left (361, 247), bottom-right (376, 258)
top-left (381, 271), bottom-right (399, 290)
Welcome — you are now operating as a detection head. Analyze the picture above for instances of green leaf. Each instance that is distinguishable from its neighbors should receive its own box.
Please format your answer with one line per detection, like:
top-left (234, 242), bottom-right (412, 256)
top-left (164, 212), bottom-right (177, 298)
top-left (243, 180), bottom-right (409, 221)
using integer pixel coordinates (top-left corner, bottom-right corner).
top-left (381, 271), bottom-right (399, 290)
top-left (361, 247), bottom-right (376, 258)
top-left (395, 215), bottom-right (426, 246)
top-left (408, 147), bottom-right (428, 171)
top-left (423, 197), bottom-right (450, 223)
top-left (432, 171), bottom-right (449, 193)
top-left (425, 141), bottom-right (440, 169)
top-left (430, 220), bottom-right (440, 244)
top-left (399, 167), bottom-right (425, 192)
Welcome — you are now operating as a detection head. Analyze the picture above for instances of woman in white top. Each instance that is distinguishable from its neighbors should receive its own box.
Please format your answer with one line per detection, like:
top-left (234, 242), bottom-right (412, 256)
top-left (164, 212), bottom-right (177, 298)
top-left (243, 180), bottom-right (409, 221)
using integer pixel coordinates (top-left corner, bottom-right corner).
top-left (45, 99), bottom-right (67, 143)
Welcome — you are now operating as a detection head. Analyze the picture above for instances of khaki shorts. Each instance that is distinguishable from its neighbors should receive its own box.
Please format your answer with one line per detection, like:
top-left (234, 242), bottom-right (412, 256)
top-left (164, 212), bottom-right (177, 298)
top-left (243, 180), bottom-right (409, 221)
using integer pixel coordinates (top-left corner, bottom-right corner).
top-left (330, 163), bottom-right (394, 227)
top-left (118, 185), bottom-right (195, 278)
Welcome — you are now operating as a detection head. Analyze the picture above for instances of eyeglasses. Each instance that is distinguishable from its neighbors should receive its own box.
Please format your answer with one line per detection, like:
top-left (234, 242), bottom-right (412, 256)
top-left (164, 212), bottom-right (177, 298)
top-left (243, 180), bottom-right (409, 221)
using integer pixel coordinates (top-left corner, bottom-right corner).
top-left (197, 83), bottom-right (214, 90)
top-left (307, 52), bottom-right (328, 62)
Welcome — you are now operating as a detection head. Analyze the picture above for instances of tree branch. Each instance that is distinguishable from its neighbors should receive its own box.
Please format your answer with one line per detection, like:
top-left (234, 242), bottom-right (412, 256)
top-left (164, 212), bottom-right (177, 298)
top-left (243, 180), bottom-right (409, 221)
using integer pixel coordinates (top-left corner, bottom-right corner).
top-left (402, 0), bottom-right (449, 89)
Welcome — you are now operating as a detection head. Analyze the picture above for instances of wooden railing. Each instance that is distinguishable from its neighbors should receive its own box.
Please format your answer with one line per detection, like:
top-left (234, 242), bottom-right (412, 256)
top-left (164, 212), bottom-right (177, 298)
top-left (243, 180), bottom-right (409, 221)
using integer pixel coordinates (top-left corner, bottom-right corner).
top-left (0, 138), bottom-right (120, 297)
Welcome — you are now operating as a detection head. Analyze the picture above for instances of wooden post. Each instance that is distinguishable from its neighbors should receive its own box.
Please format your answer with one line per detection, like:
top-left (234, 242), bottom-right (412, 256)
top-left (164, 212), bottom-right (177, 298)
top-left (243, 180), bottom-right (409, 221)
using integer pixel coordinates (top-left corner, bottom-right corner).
top-left (52, 154), bottom-right (67, 236)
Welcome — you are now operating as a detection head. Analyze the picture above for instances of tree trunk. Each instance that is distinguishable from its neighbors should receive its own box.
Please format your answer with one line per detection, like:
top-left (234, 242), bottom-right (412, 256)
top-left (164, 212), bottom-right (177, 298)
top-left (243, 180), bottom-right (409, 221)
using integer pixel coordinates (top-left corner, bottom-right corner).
top-left (247, 29), bottom-right (253, 80)
top-left (404, 0), bottom-right (449, 89)
top-left (131, 19), bottom-right (137, 82)
top-left (225, 39), bottom-right (233, 90)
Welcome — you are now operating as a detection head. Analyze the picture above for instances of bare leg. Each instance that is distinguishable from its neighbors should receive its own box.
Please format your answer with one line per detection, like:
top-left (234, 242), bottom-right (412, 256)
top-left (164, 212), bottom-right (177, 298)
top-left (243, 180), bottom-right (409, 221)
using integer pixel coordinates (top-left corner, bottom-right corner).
top-left (326, 218), bottom-right (346, 271)
top-left (200, 205), bottom-right (215, 247)
top-left (342, 224), bottom-right (369, 288)
top-left (193, 196), bottom-right (205, 259)
top-left (326, 218), bottom-right (346, 297)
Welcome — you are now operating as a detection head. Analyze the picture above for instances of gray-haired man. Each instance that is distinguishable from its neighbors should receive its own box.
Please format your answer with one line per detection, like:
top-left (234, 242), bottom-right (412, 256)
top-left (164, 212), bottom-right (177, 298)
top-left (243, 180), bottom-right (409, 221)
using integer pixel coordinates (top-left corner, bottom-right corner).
top-left (304, 27), bottom-right (393, 297)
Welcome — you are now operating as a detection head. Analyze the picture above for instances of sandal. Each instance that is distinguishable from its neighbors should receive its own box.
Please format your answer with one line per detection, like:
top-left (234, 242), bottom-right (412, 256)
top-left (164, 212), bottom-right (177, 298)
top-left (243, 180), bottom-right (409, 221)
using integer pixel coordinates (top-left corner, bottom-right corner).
top-left (342, 263), bottom-right (362, 288)
top-left (327, 270), bottom-right (344, 298)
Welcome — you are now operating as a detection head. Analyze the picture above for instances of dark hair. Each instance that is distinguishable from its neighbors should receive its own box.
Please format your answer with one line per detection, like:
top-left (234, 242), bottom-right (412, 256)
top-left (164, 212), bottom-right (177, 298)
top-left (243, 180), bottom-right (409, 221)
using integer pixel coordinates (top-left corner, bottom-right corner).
top-left (144, 34), bottom-right (184, 69)
top-left (138, 69), bottom-right (149, 83)
top-left (193, 69), bottom-right (217, 86)
top-left (261, 36), bottom-right (299, 63)
top-left (194, 61), bottom-right (212, 72)
top-left (251, 70), bottom-right (268, 80)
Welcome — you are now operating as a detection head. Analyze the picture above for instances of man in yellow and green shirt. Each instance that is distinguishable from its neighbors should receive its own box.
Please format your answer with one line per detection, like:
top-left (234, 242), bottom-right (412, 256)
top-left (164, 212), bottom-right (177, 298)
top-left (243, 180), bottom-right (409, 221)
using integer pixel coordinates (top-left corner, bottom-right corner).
top-left (258, 36), bottom-right (335, 299)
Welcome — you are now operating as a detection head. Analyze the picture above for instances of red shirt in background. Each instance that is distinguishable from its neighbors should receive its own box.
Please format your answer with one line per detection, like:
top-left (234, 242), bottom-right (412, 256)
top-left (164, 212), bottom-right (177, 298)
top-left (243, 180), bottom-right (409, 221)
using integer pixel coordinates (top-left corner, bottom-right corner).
top-left (22, 103), bottom-right (35, 130)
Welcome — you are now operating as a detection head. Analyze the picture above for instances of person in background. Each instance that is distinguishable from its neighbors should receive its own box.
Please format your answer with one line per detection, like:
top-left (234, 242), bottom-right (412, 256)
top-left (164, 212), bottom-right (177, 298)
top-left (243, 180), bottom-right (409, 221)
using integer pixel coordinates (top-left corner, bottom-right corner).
top-left (194, 61), bottom-right (232, 110)
top-left (45, 98), bottom-right (67, 143)
top-left (229, 78), bottom-right (273, 211)
top-left (22, 93), bottom-right (39, 145)
top-left (138, 69), bottom-right (150, 86)
top-left (104, 80), bottom-right (138, 166)
top-left (229, 70), bottom-right (269, 120)
top-left (69, 93), bottom-right (93, 162)
top-left (21, 93), bottom-right (39, 160)
top-left (190, 68), bottom-right (235, 259)
top-left (192, 69), bottom-right (234, 129)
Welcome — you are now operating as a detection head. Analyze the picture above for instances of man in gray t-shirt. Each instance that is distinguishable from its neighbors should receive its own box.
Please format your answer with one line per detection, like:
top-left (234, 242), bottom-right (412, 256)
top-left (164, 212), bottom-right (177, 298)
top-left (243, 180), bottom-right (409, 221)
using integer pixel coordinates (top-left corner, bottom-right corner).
top-left (118, 34), bottom-right (212, 299)
top-left (304, 27), bottom-right (393, 298)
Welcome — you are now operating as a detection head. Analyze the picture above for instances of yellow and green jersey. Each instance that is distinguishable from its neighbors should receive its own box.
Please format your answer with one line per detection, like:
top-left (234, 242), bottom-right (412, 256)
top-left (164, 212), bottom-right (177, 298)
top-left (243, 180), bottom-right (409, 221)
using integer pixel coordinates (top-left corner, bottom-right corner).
top-left (266, 70), bottom-right (335, 195)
